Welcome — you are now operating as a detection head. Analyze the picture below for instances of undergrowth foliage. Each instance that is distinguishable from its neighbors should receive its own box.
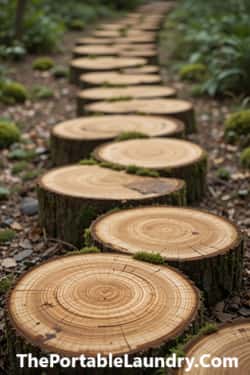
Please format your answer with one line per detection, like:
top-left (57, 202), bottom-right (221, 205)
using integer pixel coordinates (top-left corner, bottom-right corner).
top-left (162, 0), bottom-right (250, 97)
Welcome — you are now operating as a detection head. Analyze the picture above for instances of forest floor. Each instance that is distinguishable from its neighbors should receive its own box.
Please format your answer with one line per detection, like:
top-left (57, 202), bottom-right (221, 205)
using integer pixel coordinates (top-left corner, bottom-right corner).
top-left (0, 11), bottom-right (250, 372)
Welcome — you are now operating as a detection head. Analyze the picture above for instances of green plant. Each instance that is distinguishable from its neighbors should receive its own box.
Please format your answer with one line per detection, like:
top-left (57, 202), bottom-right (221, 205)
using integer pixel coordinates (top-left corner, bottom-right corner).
top-left (179, 63), bottom-right (207, 82)
top-left (0, 121), bottom-right (21, 149)
top-left (0, 81), bottom-right (28, 104)
top-left (52, 65), bottom-right (69, 79)
top-left (115, 131), bottom-right (149, 141)
top-left (224, 110), bottom-right (250, 141)
top-left (68, 19), bottom-right (85, 30)
top-left (216, 167), bottom-right (231, 180)
top-left (22, 169), bottom-right (41, 181)
top-left (240, 147), bottom-right (250, 169)
top-left (32, 85), bottom-right (54, 99)
top-left (8, 148), bottom-right (36, 161)
top-left (11, 161), bottom-right (29, 175)
top-left (0, 275), bottom-right (13, 296)
top-left (32, 57), bottom-right (55, 71)
top-left (0, 229), bottom-right (16, 243)
top-left (0, 186), bottom-right (10, 200)
top-left (133, 252), bottom-right (165, 265)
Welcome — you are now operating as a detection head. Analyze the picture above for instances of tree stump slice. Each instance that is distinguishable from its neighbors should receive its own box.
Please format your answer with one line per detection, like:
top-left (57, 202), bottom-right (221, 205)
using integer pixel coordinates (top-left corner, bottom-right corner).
top-left (72, 45), bottom-right (119, 58)
top-left (175, 319), bottom-right (250, 374)
top-left (115, 35), bottom-right (156, 44)
top-left (70, 57), bottom-right (146, 85)
top-left (75, 37), bottom-right (115, 46)
top-left (91, 206), bottom-right (244, 305)
top-left (92, 30), bottom-right (156, 40)
top-left (118, 49), bottom-right (158, 65)
top-left (123, 65), bottom-right (160, 74)
top-left (93, 138), bottom-right (207, 202)
top-left (37, 165), bottom-right (186, 246)
top-left (85, 99), bottom-right (196, 134)
top-left (77, 86), bottom-right (176, 115)
top-left (79, 72), bottom-right (162, 89)
top-left (6, 253), bottom-right (201, 374)
top-left (50, 115), bottom-right (185, 166)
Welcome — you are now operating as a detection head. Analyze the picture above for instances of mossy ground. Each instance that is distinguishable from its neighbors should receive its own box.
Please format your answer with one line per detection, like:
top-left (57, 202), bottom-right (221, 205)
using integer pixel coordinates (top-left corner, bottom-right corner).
top-left (32, 57), bottom-right (55, 71)
top-left (0, 121), bottom-right (21, 149)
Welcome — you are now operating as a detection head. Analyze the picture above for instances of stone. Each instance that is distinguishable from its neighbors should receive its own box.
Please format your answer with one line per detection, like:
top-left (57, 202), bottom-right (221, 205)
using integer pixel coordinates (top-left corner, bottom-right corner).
top-left (14, 249), bottom-right (32, 262)
top-left (21, 197), bottom-right (38, 216)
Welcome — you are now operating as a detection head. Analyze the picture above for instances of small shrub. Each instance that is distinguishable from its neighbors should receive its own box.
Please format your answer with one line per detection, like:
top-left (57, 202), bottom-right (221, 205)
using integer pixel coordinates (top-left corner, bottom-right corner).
top-left (32, 57), bottom-right (55, 71)
top-left (0, 186), bottom-right (10, 200)
top-left (52, 65), bottom-right (69, 79)
top-left (22, 170), bottom-right (41, 181)
top-left (216, 167), bottom-right (230, 180)
top-left (8, 149), bottom-right (36, 161)
top-left (0, 275), bottom-right (13, 296)
top-left (68, 19), bottom-right (85, 30)
top-left (0, 121), bottom-right (21, 149)
top-left (11, 161), bottom-right (29, 175)
top-left (133, 252), bottom-right (165, 265)
top-left (1, 81), bottom-right (28, 104)
top-left (240, 147), bottom-right (250, 169)
top-left (224, 110), bottom-right (250, 141)
top-left (179, 63), bottom-right (207, 82)
top-left (115, 131), bottom-right (149, 141)
top-left (0, 229), bottom-right (16, 243)
top-left (32, 85), bottom-right (54, 100)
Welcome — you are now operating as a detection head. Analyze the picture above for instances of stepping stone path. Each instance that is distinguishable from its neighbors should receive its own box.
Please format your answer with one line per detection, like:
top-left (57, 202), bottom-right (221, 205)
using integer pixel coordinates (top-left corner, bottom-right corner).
top-left (6, 1), bottom-right (246, 372)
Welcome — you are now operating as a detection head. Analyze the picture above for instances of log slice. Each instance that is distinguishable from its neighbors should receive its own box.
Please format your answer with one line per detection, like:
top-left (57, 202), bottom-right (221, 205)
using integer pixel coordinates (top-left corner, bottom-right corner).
top-left (70, 57), bottom-right (146, 85)
top-left (85, 98), bottom-right (196, 134)
top-left (91, 206), bottom-right (244, 304)
top-left (37, 165), bottom-right (186, 246)
top-left (6, 253), bottom-right (201, 374)
top-left (77, 86), bottom-right (176, 115)
top-left (79, 72), bottom-right (162, 89)
top-left (50, 115), bottom-right (185, 165)
top-left (93, 138), bottom-right (207, 202)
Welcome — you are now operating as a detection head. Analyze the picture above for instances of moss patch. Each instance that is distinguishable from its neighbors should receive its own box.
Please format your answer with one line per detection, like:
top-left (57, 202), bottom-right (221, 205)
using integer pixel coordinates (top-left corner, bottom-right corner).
top-left (225, 110), bottom-right (250, 143)
top-left (0, 121), bottom-right (21, 149)
top-left (179, 63), bottom-right (207, 82)
top-left (0, 186), bottom-right (10, 200)
top-left (32, 85), bottom-right (54, 100)
top-left (0, 229), bottom-right (16, 243)
top-left (216, 167), bottom-right (230, 180)
top-left (240, 147), bottom-right (250, 169)
top-left (71, 246), bottom-right (100, 255)
top-left (133, 251), bottom-right (165, 265)
top-left (0, 275), bottom-right (13, 296)
top-left (115, 131), bottom-right (149, 141)
top-left (32, 57), bottom-right (55, 71)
